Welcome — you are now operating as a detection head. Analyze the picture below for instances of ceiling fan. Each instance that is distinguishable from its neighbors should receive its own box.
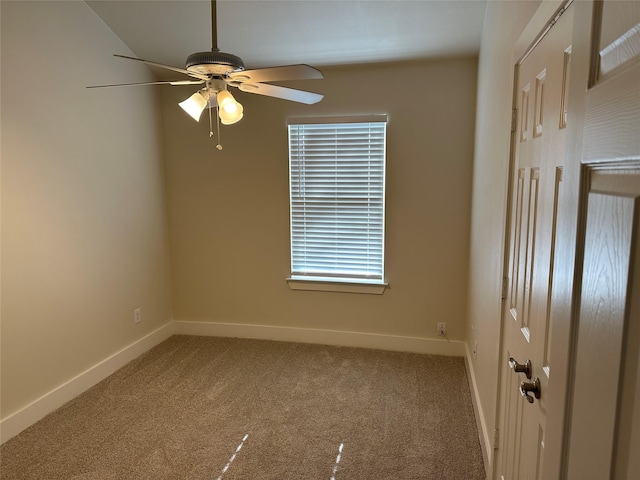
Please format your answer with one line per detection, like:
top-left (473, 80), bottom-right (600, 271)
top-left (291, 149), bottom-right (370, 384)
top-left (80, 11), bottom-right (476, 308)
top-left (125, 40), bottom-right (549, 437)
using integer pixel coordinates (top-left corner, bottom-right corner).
top-left (88, 0), bottom-right (324, 149)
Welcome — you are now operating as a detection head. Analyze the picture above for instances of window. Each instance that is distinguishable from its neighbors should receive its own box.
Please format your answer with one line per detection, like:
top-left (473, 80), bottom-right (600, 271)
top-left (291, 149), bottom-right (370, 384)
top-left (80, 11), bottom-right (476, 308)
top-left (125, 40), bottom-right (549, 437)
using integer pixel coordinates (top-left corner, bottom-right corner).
top-left (287, 115), bottom-right (387, 294)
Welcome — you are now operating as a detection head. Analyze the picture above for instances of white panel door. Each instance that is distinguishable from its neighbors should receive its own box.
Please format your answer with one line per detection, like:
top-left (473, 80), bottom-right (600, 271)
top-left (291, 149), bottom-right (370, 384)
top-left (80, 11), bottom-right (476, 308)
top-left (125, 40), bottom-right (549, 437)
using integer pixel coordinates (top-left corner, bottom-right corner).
top-left (565, 1), bottom-right (640, 478)
top-left (497, 4), bottom-right (574, 479)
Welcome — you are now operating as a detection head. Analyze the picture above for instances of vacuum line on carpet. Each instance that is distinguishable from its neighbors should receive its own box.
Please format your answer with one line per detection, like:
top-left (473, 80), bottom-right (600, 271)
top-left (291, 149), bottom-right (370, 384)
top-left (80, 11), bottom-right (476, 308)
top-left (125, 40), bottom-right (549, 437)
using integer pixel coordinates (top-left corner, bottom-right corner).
top-left (330, 442), bottom-right (344, 480)
top-left (216, 433), bottom-right (249, 480)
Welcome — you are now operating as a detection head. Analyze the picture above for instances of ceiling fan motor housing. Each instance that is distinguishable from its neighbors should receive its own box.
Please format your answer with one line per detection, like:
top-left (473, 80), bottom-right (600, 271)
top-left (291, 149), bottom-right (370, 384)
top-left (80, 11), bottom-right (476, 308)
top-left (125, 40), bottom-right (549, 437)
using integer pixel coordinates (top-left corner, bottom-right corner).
top-left (186, 50), bottom-right (245, 76)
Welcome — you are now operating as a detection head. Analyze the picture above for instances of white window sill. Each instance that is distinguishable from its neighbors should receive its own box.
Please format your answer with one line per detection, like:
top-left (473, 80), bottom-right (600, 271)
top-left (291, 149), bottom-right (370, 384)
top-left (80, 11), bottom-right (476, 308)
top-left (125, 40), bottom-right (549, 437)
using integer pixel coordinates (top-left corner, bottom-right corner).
top-left (286, 277), bottom-right (388, 295)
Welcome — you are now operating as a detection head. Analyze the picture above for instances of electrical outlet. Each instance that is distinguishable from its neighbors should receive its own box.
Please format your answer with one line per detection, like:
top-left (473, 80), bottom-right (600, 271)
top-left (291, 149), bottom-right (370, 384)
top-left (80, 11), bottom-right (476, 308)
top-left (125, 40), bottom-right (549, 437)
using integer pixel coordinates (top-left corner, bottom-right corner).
top-left (134, 308), bottom-right (142, 324)
top-left (438, 322), bottom-right (447, 337)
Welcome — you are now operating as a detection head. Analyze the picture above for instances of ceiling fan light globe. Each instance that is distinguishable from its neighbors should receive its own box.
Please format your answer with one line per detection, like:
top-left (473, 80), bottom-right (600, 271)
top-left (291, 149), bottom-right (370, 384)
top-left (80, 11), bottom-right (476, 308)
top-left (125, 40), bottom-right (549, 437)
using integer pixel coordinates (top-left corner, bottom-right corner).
top-left (220, 113), bottom-right (243, 125)
top-left (178, 91), bottom-right (208, 122)
top-left (219, 106), bottom-right (243, 125)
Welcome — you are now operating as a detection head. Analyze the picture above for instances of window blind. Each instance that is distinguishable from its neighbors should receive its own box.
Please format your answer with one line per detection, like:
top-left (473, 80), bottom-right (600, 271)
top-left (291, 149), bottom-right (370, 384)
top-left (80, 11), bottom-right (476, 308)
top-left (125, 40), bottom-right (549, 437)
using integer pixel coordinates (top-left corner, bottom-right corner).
top-left (288, 117), bottom-right (386, 282)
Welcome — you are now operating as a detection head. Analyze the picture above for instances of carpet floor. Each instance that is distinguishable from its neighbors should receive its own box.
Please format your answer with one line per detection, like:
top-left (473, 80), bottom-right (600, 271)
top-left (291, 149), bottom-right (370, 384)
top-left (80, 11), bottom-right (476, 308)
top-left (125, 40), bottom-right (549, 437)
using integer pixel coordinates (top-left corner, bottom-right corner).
top-left (1, 335), bottom-right (485, 479)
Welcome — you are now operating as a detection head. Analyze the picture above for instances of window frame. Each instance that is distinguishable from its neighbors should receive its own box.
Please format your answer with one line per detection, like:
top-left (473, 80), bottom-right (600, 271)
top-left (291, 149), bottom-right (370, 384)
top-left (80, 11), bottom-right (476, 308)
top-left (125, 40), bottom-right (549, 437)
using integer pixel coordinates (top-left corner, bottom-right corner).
top-left (286, 115), bottom-right (388, 295)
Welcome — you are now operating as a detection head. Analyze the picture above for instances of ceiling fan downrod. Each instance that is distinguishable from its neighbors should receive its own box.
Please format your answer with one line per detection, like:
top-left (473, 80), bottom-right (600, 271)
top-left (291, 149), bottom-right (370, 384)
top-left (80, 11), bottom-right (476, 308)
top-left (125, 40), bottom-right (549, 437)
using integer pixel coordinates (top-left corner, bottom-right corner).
top-left (211, 0), bottom-right (217, 52)
top-left (185, 0), bottom-right (245, 75)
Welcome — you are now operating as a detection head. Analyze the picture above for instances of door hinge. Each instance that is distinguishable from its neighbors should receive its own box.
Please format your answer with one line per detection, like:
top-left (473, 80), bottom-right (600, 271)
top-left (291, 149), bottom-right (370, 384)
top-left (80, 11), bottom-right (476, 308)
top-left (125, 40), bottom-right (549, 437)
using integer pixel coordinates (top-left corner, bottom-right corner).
top-left (511, 108), bottom-right (518, 133)
top-left (494, 428), bottom-right (500, 450)
top-left (501, 277), bottom-right (508, 300)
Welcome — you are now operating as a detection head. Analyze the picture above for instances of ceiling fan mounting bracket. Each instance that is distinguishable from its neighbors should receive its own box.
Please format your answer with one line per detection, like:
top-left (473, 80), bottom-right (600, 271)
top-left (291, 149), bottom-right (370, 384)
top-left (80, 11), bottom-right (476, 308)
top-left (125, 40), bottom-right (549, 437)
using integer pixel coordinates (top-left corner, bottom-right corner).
top-left (186, 50), bottom-right (245, 76)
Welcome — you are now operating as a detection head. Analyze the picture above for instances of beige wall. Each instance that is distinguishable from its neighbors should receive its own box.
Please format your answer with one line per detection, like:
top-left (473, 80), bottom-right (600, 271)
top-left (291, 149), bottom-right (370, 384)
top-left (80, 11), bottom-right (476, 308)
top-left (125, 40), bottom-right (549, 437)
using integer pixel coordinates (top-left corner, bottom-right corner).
top-left (465, 0), bottom-right (540, 470)
top-left (1, 2), bottom-right (173, 418)
top-left (163, 59), bottom-right (477, 341)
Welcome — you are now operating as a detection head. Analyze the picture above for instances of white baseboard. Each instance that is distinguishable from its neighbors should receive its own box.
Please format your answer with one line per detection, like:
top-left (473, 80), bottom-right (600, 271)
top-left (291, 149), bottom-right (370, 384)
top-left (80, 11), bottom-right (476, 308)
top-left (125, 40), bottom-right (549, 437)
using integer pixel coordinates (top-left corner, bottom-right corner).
top-left (464, 343), bottom-right (493, 478)
top-left (0, 322), bottom-right (174, 444)
top-left (173, 320), bottom-right (466, 356)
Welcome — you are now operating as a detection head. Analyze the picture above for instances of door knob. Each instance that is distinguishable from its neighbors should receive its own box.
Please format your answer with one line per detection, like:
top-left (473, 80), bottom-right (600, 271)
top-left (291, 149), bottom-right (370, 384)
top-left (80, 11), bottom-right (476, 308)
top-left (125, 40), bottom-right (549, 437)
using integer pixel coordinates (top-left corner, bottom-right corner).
top-left (520, 377), bottom-right (541, 403)
top-left (509, 356), bottom-right (532, 379)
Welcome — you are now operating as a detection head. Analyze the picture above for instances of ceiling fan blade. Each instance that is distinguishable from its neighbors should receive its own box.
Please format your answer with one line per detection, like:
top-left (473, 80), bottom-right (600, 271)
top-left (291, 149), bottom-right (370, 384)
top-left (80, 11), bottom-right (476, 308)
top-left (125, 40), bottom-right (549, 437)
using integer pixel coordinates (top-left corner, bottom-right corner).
top-left (113, 54), bottom-right (210, 81)
top-left (228, 65), bottom-right (323, 84)
top-left (238, 83), bottom-right (323, 105)
top-left (87, 80), bottom-right (204, 89)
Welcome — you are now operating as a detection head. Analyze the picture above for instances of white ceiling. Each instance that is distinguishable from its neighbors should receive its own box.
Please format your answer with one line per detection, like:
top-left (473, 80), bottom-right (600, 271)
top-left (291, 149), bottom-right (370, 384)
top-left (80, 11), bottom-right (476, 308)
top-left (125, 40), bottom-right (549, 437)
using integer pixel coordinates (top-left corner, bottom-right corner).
top-left (87, 0), bottom-right (487, 79)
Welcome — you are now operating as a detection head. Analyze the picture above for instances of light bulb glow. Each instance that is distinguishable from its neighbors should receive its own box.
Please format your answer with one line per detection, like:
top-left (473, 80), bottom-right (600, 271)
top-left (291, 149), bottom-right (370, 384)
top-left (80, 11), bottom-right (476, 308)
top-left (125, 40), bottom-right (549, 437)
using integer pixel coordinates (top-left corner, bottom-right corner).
top-left (223, 102), bottom-right (238, 114)
top-left (219, 109), bottom-right (243, 125)
top-left (216, 90), bottom-right (243, 125)
top-left (217, 90), bottom-right (235, 107)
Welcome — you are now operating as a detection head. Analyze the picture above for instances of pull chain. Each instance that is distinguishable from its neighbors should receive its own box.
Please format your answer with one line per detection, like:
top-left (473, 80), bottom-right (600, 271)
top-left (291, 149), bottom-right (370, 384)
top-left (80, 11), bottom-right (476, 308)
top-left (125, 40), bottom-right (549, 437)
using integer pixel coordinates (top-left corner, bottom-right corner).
top-left (207, 92), bottom-right (223, 151)
top-left (216, 106), bottom-right (222, 150)
top-left (208, 95), bottom-right (214, 138)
